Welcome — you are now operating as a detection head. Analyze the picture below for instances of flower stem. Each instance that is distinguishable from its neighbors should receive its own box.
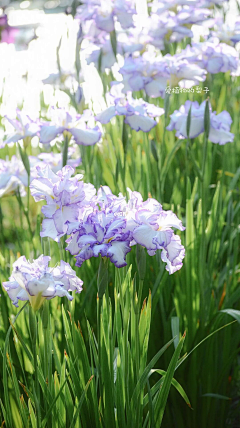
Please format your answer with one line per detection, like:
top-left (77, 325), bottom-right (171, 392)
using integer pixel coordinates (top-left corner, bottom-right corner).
top-left (62, 133), bottom-right (70, 167)
top-left (199, 101), bottom-right (210, 325)
top-left (27, 172), bottom-right (30, 214)
top-left (29, 306), bottom-right (41, 428)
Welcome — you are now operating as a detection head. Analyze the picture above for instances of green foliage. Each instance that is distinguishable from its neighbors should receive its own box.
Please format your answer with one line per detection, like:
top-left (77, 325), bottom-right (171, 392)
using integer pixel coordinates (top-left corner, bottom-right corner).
top-left (0, 268), bottom-right (190, 428)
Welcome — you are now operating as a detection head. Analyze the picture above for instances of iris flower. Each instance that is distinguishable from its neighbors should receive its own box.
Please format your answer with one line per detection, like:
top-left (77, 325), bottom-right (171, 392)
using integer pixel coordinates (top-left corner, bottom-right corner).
top-left (167, 100), bottom-right (234, 144)
top-left (3, 255), bottom-right (83, 310)
top-left (39, 108), bottom-right (101, 146)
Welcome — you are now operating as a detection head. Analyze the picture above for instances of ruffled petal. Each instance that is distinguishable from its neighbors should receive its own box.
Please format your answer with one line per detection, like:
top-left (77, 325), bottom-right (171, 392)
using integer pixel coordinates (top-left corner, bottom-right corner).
top-left (75, 247), bottom-right (95, 267)
top-left (107, 240), bottom-right (131, 268)
top-left (160, 235), bottom-right (185, 274)
top-left (207, 57), bottom-right (224, 74)
top-left (42, 204), bottom-right (57, 218)
top-left (26, 274), bottom-right (55, 296)
top-left (157, 211), bottom-right (185, 231)
top-left (128, 74), bottom-right (145, 91)
top-left (52, 284), bottom-right (74, 300)
top-left (208, 128), bottom-right (234, 145)
top-left (30, 177), bottom-right (55, 202)
top-left (133, 225), bottom-right (158, 250)
top-left (92, 243), bottom-right (108, 257)
top-left (66, 232), bottom-right (81, 255)
top-left (52, 209), bottom-right (66, 235)
top-left (2, 281), bottom-right (29, 307)
top-left (70, 127), bottom-right (101, 146)
top-left (125, 115), bottom-right (157, 132)
top-left (179, 116), bottom-right (204, 139)
top-left (3, 133), bottom-right (23, 146)
top-left (40, 125), bottom-right (64, 144)
top-left (145, 78), bottom-right (167, 98)
top-left (95, 106), bottom-right (117, 124)
top-left (95, 14), bottom-right (114, 32)
top-left (40, 218), bottom-right (60, 241)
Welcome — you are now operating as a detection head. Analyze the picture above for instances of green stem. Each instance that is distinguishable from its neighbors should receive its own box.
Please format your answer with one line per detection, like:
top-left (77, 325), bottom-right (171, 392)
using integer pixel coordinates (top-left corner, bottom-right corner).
top-left (16, 192), bottom-right (24, 230)
top-left (41, 301), bottom-right (50, 385)
top-left (97, 293), bottom-right (100, 350)
top-left (27, 172), bottom-right (30, 214)
top-left (29, 306), bottom-right (41, 428)
top-left (15, 192), bottom-right (34, 239)
top-left (122, 118), bottom-right (129, 188)
top-left (81, 146), bottom-right (91, 182)
top-left (0, 201), bottom-right (4, 253)
top-left (199, 133), bottom-right (208, 325)
top-left (138, 279), bottom-right (144, 312)
top-left (158, 93), bottom-right (170, 200)
top-left (62, 133), bottom-right (70, 167)
top-left (144, 132), bottom-right (151, 193)
top-left (58, 237), bottom-right (66, 262)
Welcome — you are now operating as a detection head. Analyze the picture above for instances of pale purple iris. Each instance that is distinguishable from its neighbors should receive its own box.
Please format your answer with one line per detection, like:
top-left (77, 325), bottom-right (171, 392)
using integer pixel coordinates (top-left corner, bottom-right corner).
top-left (118, 5), bottom-right (211, 53)
top-left (176, 7), bottom-right (211, 25)
top-left (75, 0), bottom-right (137, 72)
top-left (211, 18), bottom-right (240, 45)
top-left (66, 186), bottom-right (129, 268)
top-left (95, 83), bottom-right (164, 132)
top-left (76, 0), bottom-right (136, 32)
top-left (0, 156), bottom-right (28, 197)
top-left (116, 26), bottom-right (148, 54)
top-left (30, 165), bottom-right (96, 242)
top-left (66, 185), bottom-right (185, 273)
top-left (2, 255), bottom-right (83, 310)
top-left (146, 12), bottom-right (193, 48)
top-left (81, 19), bottom-right (108, 45)
top-left (151, 0), bottom-right (225, 12)
top-left (32, 148), bottom-right (81, 175)
top-left (119, 53), bottom-right (206, 98)
top-left (145, 1), bottom-right (214, 47)
top-left (96, 185), bottom-right (126, 215)
top-left (145, 5), bottom-right (212, 47)
top-left (0, 149), bottom-right (81, 198)
top-left (199, 0), bottom-right (226, 5)
top-left (85, 37), bottom-right (119, 72)
top-left (66, 185), bottom-right (130, 268)
top-left (39, 108), bottom-right (101, 146)
top-left (163, 56), bottom-right (207, 89)
top-left (2, 109), bottom-right (40, 148)
top-left (124, 190), bottom-right (185, 274)
top-left (85, 28), bottom-right (146, 71)
top-left (167, 100), bottom-right (234, 144)
top-left (42, 70), bottom-right (80, 92)
top-left (66, 210), bottom-right (131, 268)
top-left (179, 38), bottom-right (239, 74)
top-left (119, 55), bottom-right (167, 97)
top-left (31, 167), bottom-right (185, 272)
top-left (81, 2), bottom-right (214, 73)
top-left (150, 0), bottom-right (200, 14)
